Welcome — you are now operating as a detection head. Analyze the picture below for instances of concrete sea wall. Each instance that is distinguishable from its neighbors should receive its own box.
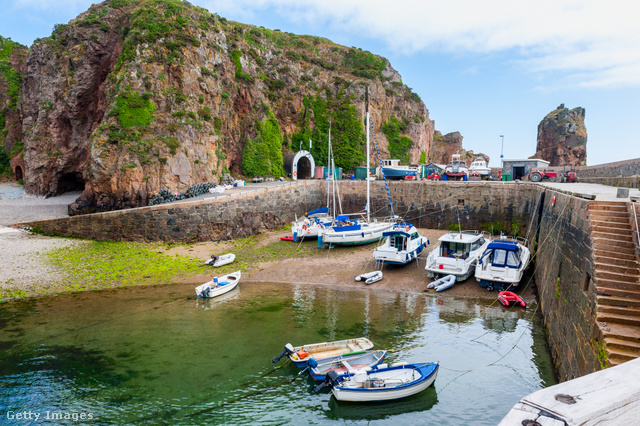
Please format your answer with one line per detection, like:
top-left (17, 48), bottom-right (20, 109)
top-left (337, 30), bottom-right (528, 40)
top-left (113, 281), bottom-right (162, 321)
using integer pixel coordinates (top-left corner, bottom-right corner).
top-left (20, 180), bottom-right (604, 381)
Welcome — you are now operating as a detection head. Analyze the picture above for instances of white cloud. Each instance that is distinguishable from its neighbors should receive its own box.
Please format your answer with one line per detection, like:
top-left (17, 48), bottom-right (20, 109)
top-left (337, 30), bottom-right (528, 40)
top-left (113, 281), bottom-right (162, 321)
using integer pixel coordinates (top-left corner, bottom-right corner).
top-left (198, 0), bottom-right (640, 88)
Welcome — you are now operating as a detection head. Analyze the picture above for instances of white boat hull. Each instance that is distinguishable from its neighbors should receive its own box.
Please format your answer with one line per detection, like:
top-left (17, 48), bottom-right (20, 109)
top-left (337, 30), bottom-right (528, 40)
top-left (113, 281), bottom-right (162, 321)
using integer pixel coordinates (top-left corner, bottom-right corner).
top-left (355, 271), bottom-right (383, 285)
top-left (195, 271), bottom-right (241, 298)
top-left (288, 337), bottom-right (375, 367)
top-left (205, 253), bottom-right (236, 267)
top-left (475, 242), bottom-right (531, 290)
top-left (320, 221), bottom-right (393, 247)
top-left (427, 274), bottom-right (456, 291)
top-left (331, 363), bottom-right (439, 402)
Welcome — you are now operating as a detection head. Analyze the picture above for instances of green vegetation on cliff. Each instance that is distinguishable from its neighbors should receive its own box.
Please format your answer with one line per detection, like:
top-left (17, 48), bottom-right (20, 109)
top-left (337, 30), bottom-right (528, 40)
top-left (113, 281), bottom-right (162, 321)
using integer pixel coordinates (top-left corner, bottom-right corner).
top-left (0, 36), bottom-right (25, 175)
top-left (292, 92), bottom-right (366, 171)
top-left (381, 116), bottom-right (414, 164)
top-left (242, 109), bottom-right (285, 177)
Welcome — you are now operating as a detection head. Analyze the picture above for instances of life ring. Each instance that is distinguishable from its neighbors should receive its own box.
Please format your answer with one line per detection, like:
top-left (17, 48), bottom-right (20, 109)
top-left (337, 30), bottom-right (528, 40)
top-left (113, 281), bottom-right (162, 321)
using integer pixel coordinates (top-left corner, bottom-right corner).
top-left (302, 224), bottom-right (307, 230)
top-left (293, 171), bottom-right (297, 177)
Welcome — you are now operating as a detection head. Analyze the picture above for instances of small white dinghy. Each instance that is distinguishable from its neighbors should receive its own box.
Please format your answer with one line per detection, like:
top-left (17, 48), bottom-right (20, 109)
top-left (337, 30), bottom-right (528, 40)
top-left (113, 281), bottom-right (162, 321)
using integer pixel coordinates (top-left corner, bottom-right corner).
top-left (204, 253), bottom-right (236, 267)
top-left (426, 274), bottom-right (456, 292)
top-left (195, 271), bottom-right (241, 298)
top-left (355, 271), bottom-right (383, 285)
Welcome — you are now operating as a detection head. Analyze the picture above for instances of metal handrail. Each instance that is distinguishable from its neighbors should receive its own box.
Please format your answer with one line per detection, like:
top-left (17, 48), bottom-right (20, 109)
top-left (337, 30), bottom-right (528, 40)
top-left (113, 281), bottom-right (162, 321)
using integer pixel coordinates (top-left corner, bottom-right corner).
top-left (633, 202), bottom-right (640, 253)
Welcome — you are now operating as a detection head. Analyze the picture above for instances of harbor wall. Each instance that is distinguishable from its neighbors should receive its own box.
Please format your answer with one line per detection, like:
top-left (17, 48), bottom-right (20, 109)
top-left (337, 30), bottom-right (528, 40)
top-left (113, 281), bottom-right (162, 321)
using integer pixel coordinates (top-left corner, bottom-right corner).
top-left (19, 180), bottom-right (604, 380)
top-left (532, 189), bottom-right (602, 381)
top-left (18, 181), bottom-right (323, 242)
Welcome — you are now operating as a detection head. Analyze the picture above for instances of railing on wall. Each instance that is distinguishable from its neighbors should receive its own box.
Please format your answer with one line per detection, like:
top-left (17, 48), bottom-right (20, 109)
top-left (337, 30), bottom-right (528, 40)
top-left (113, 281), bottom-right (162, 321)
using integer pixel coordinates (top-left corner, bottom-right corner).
top-left (633, 202), bottom-right (640, 259)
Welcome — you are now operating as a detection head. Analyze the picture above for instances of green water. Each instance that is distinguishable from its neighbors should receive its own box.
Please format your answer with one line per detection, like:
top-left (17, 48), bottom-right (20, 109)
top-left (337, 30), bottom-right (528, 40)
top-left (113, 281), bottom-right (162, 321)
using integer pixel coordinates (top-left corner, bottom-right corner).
top-left (0, 282), bottom-right (556, 425)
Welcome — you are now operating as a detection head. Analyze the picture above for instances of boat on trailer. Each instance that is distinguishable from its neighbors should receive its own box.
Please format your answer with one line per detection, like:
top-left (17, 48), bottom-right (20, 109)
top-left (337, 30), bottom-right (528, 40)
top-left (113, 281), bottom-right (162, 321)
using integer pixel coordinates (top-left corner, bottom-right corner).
top-left (475, 238), bottom-right (531, 291)
top-left (314, 362), bottom-right (439, 402)
top-left (378, 159), bottom-right (419, 180)
top-left (424, 231), bottom-right (491, 281)
top-left (308, 350), bottom-right (388, 381)
top-left (372, 222), bottom-right (429, 266)
top-left (195, 271), bottom-right (241, 298)
top-left (443, 154), bottom-right (469, 181)
top-left (271, 337), bottom-right (375, 368)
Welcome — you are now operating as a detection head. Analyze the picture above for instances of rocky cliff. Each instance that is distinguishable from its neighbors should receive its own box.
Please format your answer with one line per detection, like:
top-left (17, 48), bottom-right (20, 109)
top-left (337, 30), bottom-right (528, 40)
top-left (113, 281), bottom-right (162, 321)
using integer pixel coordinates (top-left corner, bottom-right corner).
top-left (429, 131), bottom-right (489, 165)
top-left (531, 104), bottom-right (587, 166)
top-left (0, 37), bottom-right (27, 162)
top-left (1, 0), bottom-right (435, 214)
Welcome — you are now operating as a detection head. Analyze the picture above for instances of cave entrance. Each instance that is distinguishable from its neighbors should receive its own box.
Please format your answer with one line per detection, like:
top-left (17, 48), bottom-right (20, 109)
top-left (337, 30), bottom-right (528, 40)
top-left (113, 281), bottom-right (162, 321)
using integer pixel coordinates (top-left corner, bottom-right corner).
top-left (57, 173), bottom-right (85, 195)
top-left (14, 166), bottom-right (23, 181)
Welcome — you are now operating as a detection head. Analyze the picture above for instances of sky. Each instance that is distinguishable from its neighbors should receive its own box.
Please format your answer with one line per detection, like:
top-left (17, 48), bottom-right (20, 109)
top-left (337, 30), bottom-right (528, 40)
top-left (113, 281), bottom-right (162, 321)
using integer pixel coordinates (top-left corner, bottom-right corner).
top-left (3, 0), bottom-right (640, 166)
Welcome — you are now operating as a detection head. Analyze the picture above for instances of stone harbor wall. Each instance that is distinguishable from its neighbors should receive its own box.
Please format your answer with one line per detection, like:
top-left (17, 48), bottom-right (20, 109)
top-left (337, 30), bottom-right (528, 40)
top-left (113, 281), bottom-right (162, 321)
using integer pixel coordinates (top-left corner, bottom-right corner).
top-left (532, 189), bottom-right (602, 381)
top-left (18, 181), bottom-right (323, 242)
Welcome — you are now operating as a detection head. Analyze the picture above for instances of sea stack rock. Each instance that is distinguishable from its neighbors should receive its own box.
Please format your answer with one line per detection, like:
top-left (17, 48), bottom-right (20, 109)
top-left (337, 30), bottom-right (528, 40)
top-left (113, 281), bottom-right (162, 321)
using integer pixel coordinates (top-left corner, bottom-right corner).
top-left (430, 131), bottom-right (463, 164)
top-left (531, 104), bottom-right (587, 166)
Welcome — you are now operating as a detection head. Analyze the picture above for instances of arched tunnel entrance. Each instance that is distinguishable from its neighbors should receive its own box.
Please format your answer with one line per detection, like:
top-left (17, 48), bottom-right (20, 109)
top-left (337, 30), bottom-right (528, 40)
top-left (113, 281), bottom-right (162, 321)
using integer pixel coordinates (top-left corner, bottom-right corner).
top-left (57, 172), bottom-right (86, 195)
top-left (14, 166), bottom-right (23, 181)
top-left (297, 156), bottom-right (312, 179)
top-left (284, 150), bottom-right (316, 180)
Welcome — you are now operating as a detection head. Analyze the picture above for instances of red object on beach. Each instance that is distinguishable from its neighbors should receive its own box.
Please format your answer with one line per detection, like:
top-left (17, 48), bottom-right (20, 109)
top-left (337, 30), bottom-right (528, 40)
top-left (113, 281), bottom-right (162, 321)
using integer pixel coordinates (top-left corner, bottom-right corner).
top-left (280, 236), bottom-right (294, 241)
top-left (498, 291), bottom-right (526, 308)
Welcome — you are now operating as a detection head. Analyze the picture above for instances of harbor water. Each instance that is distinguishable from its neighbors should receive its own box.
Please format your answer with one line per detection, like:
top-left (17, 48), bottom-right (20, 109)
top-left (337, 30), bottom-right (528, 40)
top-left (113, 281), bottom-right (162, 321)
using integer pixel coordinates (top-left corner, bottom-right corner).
top-left (0, 282), bottom-right (556, 424)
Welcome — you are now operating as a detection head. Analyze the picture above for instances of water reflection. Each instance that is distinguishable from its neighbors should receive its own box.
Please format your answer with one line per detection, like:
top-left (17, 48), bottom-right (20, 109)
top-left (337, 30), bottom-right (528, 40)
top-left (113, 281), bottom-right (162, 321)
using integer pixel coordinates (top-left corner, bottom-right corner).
top-left (0, 281), bottom-right (556, 425)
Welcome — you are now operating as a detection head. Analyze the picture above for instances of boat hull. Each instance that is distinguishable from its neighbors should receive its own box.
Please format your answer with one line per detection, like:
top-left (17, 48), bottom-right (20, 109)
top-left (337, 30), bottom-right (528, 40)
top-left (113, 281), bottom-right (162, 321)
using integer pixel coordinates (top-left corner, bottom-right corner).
top-left (310, 350), bottom-right (387, 381)
top-left (319, 222), bottom-right (393, 248)
top-left (332, 363), bottom-right (439, 402)
top-left (195, 271), bottom-right (241, 298)
top-left (288, 337), bottom-right (375, 367)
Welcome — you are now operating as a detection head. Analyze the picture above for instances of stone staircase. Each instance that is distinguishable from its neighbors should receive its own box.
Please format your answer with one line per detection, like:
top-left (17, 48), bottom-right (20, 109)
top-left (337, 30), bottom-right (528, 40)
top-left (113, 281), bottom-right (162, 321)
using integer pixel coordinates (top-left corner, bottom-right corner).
top-left (589, 201), bottom-right (640, 366)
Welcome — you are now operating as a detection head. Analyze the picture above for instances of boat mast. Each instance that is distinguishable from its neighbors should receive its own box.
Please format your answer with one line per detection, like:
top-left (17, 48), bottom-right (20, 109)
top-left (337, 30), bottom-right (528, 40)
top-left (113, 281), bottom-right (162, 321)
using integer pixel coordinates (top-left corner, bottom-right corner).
top-left (327, 124), bottom-right (331, 215)
top-left (366, 112), bottom-right (370, 223)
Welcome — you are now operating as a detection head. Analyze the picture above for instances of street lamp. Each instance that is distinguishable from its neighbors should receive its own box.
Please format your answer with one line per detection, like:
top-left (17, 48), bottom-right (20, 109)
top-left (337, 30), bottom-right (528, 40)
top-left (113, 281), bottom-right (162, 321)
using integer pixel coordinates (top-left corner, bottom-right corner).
top-left (499, 135), bottom-right (504, 160)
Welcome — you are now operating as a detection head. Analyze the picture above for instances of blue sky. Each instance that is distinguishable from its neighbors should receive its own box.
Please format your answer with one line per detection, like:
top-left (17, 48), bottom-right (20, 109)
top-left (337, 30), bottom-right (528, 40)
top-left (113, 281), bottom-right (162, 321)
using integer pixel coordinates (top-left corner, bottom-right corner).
top-left (3, 0), bottom-right (639, 166)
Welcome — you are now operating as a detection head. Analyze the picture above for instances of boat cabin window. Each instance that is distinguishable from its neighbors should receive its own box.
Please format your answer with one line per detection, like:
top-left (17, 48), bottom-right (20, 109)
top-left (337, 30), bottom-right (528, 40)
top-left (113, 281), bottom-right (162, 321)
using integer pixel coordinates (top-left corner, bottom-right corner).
top-left (390, 235), bottom-right (407, 250)
top-left (440, 241), bottom-right (469, 259)
top-left (471, 237), bottom-right (485, 251)
top-left (411, 232), bottom-right (420, 240)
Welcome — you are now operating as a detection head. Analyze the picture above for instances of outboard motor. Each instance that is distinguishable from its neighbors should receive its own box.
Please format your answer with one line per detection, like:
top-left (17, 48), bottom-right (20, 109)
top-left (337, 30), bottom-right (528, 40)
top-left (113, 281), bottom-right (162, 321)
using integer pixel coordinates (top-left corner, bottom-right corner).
top-left (271, 343), bottom-right (295, 363)
top-left (312, 370), bottom-right (340, 393)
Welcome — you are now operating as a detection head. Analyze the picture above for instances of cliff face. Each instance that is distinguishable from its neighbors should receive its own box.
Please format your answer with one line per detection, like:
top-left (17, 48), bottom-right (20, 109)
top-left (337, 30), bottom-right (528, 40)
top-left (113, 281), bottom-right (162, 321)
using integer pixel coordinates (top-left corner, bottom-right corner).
top-left (0, 36), bottom-right (27, 156)
top-left (531, 104), bottom-right (587, 166)
top-left (4, 0), bottom-right (434, 214)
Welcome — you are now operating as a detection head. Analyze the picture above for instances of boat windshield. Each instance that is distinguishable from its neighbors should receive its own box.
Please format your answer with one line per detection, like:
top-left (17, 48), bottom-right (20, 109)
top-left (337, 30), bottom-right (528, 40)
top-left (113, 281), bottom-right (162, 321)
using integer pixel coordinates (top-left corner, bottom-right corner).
top-left (492, 249), bottom-right (521, 268)
top-left (440, 241), bottom-right (469, 259)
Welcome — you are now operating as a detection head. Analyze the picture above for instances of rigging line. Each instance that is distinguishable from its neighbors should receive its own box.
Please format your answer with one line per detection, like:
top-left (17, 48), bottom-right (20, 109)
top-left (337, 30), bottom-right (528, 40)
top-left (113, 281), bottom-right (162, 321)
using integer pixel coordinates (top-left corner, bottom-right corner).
top-left (369, 117), bottom-right (395, 218)
top-left (393, 200), bottom-right (571, 353)
top-left (487, 304), bottom-right (541, 367)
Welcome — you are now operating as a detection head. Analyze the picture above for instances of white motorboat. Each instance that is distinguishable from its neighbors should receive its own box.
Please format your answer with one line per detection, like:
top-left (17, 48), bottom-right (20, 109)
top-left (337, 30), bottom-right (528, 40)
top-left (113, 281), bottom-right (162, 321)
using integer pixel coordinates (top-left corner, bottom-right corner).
top-left (372, 222), bottom-right (429, 266)
top-left (314, 362), bottom-right (439, 402)
top-left (475, 237), bottom-right (531, 291)
top-left (204, 253), bottom-right (236, 267)
top-left (443, 154), bottom-right (469, 181)
top-left (195, 271), bottom-right (241, 298)
top-left (425, 231), bottom-right (491, 281)
top-left (272, 337), bottom-right (375, 367)
top-left (468, 158), bottom-right (491, 178)
top-left (426, 274), bottom-right (456, 292)
top-left (355, 271), bottom-right (383, 285)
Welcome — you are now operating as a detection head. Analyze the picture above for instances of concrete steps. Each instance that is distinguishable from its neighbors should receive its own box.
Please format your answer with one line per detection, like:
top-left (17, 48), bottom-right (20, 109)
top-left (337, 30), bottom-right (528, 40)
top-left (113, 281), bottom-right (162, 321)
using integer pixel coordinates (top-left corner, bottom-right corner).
top-left (589, 201), bottom-right (640, 366)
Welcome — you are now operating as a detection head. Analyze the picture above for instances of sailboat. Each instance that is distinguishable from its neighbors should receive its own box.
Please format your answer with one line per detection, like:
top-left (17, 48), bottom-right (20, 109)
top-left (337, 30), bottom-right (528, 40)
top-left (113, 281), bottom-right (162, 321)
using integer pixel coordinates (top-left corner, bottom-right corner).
top-left (290, 137), bottom-right (334, 242)
top-left (318, 112), bottom-right (394, 248)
